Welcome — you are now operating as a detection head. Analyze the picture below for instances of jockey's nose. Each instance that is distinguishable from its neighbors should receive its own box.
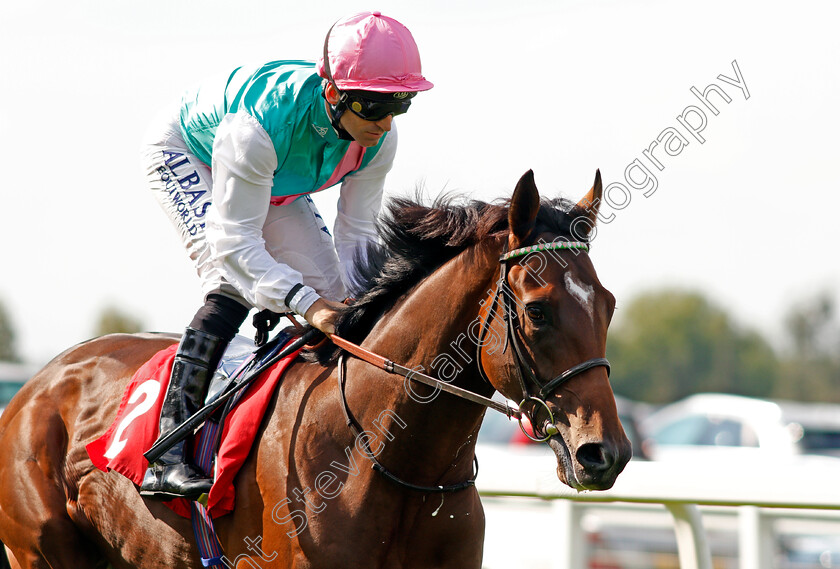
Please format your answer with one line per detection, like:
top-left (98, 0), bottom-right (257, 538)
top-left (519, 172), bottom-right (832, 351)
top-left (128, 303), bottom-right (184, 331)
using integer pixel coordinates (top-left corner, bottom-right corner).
top-left (375, 115), bottom-right (394, 131)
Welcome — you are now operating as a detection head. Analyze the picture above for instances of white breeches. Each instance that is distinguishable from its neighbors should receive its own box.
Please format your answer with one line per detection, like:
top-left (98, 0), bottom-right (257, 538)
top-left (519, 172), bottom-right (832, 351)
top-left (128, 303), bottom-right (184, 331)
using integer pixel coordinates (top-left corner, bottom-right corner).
top-left (140, 106), bottom-right (346, 307)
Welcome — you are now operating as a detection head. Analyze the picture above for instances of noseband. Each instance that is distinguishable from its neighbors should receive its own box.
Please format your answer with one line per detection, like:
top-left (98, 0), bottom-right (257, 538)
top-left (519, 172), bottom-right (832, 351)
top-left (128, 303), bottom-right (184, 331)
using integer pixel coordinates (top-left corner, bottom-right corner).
top-left (331, 237), bottom-right (612, 473)
top-left (476, 240), bottom-right (611, 442)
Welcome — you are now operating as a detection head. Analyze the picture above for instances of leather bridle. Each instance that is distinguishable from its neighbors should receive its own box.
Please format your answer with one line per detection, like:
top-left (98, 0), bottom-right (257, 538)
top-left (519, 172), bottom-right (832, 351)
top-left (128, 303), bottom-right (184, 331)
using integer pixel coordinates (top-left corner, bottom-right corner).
top-left (329, 238), bottom-right (612, 492)
top-left (475, 240), bottom-right (611, 442)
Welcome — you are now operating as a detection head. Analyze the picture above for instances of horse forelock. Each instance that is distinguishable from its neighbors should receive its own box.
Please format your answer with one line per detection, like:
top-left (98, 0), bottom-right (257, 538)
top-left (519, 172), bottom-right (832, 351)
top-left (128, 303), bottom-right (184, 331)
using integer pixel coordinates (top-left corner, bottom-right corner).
top-left (307, 193), bottom-right (585, 364)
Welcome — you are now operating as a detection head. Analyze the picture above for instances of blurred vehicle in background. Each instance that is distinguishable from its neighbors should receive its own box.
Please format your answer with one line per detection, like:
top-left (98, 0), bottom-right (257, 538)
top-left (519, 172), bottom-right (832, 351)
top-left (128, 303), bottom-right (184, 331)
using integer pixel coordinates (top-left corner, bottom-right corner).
top-left (479, 393), bottom-right (840, 569)
top-left (640, 393), bottom-right (840, 463)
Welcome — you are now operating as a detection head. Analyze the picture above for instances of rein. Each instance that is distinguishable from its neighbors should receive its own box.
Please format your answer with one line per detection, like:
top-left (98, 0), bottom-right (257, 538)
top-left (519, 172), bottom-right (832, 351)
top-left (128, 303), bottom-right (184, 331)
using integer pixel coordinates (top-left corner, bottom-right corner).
top-left (330, 335), bottom-right (520, 419)
top-left (328, 239), bottom-right (611, 490)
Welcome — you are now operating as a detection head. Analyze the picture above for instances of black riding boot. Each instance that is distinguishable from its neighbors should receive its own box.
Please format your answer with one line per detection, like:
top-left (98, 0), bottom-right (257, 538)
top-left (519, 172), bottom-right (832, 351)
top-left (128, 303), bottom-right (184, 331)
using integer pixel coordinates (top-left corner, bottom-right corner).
top-left (140, 327), bottom-right (227, 500)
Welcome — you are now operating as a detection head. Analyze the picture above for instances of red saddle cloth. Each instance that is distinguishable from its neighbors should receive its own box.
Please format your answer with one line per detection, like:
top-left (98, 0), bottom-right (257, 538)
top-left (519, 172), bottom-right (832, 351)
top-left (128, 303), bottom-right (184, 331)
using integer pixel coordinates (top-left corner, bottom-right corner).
top-left (86, 342), bottom-right (300, 518)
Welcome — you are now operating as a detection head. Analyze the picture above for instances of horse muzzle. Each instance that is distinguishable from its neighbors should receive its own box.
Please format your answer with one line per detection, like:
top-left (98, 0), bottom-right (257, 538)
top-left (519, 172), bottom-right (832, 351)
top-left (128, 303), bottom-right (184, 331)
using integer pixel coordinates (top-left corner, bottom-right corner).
top-left (547, 428), bottom-right (631, 491)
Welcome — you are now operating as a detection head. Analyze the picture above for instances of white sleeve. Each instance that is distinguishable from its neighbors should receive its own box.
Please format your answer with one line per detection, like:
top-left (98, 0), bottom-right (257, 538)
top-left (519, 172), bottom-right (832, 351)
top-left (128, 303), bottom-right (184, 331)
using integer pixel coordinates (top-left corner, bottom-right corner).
top-left (205, 112), bottom-right (319, 316)
top-left (334, 124), bottom-right (397, 293)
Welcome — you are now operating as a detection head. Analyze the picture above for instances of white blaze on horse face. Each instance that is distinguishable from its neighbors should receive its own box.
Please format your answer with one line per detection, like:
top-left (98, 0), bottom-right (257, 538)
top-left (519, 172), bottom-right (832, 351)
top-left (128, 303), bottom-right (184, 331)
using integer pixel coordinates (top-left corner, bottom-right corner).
top-left (564, 272), bottom-right (595, 319)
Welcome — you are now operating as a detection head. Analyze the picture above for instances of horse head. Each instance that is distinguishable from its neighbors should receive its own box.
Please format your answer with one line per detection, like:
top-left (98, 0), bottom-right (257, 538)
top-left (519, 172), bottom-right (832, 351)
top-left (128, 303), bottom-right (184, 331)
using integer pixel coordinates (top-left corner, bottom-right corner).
top-left (479, 169), bottom-right (631, 490)
top-left (321, 170), bottom-right (631, 493)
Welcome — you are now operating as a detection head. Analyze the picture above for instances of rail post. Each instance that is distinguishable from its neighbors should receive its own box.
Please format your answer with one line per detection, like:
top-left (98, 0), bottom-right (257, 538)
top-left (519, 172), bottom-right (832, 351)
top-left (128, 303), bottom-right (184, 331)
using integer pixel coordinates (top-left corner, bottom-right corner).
top-left (552, 500), bottom-right (586, 569)
top-left (664, 502), bottom-right (712, 569)
top-left (739, 506), bottom-right (773, 569)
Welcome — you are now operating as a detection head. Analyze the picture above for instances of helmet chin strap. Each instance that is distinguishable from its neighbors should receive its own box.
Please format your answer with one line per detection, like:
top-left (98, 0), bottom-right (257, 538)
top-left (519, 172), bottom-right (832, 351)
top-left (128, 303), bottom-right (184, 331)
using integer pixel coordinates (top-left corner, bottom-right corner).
top-left (322, 22), bottom-right (355, 142)
top-left (324, 93), bottom-right (355, 141)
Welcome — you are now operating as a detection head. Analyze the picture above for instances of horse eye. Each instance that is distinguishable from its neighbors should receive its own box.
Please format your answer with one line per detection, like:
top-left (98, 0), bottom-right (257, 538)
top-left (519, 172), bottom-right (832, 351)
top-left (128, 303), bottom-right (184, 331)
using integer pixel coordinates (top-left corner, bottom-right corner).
top-left (525, 305), bottom-right (544, 321)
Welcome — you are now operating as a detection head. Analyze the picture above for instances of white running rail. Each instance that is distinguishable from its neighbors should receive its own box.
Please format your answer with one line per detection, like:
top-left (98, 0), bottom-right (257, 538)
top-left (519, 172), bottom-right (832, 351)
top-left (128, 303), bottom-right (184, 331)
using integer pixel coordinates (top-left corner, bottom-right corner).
top-left (476, 445), bottom-right (840, 569)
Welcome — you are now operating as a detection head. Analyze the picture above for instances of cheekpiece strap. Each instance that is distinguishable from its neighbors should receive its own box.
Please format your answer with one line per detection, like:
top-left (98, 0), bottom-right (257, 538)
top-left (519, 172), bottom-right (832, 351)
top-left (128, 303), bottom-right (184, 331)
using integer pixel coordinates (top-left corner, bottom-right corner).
top-left (500, 241), bottom-right (589, 262)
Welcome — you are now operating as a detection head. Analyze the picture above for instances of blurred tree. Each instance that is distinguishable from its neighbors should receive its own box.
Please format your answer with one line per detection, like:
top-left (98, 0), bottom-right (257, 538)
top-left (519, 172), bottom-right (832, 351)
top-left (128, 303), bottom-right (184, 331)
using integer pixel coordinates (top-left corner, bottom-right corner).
top-left (775, 292), bottom-right (840, 402)
top-left (783, 293), bottom-right (839, 359)
top-left (94, 306), bottom-right (144, 337)
top-left (606, 289), bottom-right (779, 403)
top-left (0, 299), bottom-right (20, 362)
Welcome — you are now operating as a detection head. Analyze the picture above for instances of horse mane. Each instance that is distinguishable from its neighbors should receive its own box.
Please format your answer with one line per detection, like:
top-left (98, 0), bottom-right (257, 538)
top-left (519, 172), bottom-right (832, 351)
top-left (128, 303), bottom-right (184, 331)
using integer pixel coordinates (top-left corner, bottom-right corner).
top-left (307, 192), bottom-right (587, 364)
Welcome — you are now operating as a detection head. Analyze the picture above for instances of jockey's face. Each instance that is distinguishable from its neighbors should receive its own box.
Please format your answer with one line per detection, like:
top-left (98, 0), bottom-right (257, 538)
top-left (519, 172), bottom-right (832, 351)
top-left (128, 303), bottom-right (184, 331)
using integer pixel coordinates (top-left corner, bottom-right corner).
top-left (325, 84), bottom-right (394, 147)
top-left (340, 110), bottom-right (393, 147)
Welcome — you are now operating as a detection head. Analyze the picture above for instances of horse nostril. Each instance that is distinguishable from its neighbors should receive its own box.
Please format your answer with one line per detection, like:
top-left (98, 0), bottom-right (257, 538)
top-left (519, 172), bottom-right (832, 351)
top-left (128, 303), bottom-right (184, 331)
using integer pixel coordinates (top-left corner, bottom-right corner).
top-left (576, 443), bottom-right (611, 472)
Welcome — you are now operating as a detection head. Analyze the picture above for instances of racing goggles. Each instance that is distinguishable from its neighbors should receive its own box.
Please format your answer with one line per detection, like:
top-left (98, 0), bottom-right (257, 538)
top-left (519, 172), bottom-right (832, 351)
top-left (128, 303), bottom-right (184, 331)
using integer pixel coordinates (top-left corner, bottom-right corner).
top-left (342, 90), bottom-right (415, 122)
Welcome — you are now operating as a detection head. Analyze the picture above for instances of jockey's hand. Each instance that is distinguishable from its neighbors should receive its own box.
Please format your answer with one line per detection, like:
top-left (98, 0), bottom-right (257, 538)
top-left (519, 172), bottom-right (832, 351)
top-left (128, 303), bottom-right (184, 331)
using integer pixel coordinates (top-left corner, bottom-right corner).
top-left (303, 298), bottom-right (346, 336)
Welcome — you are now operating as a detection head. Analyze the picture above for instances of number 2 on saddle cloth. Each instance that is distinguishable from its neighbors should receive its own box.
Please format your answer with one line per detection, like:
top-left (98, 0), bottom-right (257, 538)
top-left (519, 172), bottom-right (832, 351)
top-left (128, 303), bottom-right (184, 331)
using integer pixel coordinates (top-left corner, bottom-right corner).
top-left (86, 328), bottom-right (300, 519)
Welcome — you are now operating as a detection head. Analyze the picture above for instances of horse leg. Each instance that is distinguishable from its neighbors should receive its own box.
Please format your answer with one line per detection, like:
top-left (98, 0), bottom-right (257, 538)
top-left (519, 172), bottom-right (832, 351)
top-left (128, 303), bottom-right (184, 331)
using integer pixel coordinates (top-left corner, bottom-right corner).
top-left (0, 408), bottom-right (104, 569)
top-left (75, 469), bottom-right (202, 569)
top-left (0, 487), bottom-right (103, 569)
top-left (404, 491), bottom-right (486, 569)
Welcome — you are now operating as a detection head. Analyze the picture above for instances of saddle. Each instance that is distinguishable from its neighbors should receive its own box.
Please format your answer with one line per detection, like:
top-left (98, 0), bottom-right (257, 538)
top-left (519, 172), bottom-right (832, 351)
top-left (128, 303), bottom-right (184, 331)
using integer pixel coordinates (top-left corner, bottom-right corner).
top-left (206, 330), bottom-right (294, 409)
top-left (86, 329), bottom-right (304, 518)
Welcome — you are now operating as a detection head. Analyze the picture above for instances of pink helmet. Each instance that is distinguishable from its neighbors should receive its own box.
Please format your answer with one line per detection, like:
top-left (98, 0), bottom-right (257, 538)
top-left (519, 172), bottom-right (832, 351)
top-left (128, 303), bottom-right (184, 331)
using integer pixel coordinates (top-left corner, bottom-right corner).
top-left (317, 11), bottom-right (434, 93)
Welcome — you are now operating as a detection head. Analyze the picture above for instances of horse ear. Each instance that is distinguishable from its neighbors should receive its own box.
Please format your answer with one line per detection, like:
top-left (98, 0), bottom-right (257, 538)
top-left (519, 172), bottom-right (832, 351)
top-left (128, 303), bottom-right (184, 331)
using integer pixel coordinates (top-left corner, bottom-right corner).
top-left (508, 170), bottom-right (541, 250)
top-left (575, 169), bottom-right (603, 229)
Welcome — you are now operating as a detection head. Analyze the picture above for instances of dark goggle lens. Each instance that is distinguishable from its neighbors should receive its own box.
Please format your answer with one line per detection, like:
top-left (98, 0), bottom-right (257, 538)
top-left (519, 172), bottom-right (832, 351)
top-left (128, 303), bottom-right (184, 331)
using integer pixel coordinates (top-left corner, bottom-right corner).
top-left (346, 96), bottom-right (411, 121)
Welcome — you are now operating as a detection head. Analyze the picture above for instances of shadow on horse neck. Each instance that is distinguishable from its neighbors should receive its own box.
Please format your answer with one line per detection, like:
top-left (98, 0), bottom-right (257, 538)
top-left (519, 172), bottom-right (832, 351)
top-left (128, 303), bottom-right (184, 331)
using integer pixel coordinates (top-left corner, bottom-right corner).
top-left (300, 198), bottom-right (510, 490)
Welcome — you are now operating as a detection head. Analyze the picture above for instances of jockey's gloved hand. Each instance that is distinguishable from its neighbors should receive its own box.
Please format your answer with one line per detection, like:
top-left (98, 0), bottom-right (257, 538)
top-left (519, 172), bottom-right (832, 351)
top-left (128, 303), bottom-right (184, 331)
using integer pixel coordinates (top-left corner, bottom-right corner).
top-left (303, 298), bottom-right (346, 337)
top-left (253, 309), bottom-right (283, 347)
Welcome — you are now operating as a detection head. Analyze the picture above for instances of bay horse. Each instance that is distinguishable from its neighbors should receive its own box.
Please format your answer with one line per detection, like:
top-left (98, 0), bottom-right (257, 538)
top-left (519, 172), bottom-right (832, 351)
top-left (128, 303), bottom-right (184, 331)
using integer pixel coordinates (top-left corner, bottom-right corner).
top-left (0, 170), bottom-right (630, 568)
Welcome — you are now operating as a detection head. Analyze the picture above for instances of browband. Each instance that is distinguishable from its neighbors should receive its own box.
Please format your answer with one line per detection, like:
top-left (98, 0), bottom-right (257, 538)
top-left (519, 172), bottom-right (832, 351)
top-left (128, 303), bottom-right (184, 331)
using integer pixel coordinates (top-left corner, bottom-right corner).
top-left (500, 241), bottom-right (589, 262)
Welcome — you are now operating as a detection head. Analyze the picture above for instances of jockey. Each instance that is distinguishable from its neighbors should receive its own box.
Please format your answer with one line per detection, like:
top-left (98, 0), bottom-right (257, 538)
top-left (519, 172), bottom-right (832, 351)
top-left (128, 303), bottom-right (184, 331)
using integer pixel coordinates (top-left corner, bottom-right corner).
top-left (139, 11), bottom-right (433, 500)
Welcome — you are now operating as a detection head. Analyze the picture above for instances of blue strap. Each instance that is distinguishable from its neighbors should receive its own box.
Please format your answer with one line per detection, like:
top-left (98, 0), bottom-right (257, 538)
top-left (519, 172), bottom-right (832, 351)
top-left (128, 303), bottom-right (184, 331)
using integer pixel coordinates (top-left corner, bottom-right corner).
top-left (187, 331), bottom-right (299, 568)
top-left (190, 501), bottom-right (225, 568)
top-left (202, 555), bottom-right (224, 568)
top-left (190, 421), bottom-right (225, 567)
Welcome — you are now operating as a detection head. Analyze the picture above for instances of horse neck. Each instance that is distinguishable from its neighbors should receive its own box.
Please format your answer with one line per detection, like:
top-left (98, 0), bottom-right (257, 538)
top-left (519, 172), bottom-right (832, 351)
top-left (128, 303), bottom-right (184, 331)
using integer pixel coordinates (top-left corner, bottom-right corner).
top-left (369, 240), bottom-right (499, 386)
top-left (348, 240), bottom-right (501, 480)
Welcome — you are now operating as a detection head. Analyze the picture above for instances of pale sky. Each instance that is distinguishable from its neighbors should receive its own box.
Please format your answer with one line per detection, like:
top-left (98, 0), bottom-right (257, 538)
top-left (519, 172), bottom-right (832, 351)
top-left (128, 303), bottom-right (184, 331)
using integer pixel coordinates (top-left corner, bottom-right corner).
top-left (1, 0), bottom-right (838, 364)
